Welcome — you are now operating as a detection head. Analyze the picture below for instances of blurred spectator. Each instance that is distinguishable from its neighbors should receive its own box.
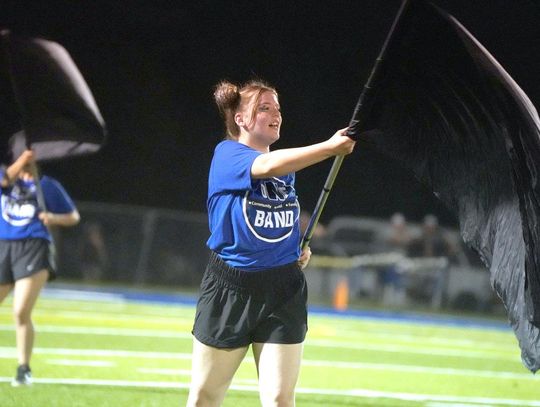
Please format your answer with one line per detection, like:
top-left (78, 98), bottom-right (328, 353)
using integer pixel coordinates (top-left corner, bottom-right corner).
top-left (78, 221), bottom-right (109, 281)
top-left (407, 214), bottom-right (456, 260)
top-left (383, 212), bottom-right (412, 253)
top-left (406, 214), bottom-right (457, 307)
top-left (378, 212), bottom-right (411, 305)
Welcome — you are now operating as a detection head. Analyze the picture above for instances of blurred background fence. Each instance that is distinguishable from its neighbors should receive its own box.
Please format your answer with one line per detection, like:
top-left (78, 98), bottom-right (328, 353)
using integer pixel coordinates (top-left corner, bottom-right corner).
top-left (56, 201), bottom-right (210, 287)
top-left (53, 201), bottom-right (502, 315)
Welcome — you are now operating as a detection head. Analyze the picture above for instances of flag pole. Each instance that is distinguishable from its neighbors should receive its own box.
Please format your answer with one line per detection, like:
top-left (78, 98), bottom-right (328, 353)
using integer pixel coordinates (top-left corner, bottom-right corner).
top-left (28, 154), bottom-right (58, 270)
top-left (301, 0), bottom-right (414, 250)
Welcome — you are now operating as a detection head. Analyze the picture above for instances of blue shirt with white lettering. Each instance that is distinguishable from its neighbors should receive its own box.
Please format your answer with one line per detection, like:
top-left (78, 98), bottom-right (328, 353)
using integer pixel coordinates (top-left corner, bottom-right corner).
top-left (0, 171), bottom-right (77, 241)
top-left (207, 140), bottom-right (301, 270)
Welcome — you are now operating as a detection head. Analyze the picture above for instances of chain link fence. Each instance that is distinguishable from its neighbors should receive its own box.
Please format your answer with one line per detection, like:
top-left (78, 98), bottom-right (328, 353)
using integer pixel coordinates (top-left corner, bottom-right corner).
top-left (55, 201), bottom-right (209, 287)
top-left (52, 202), bottom-right (499, 313)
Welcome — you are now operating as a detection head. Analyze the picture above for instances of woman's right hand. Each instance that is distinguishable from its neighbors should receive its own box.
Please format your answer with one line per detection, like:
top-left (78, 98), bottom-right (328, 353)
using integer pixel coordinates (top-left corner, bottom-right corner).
top-left (326, 128), bottom-right (356, 156)
top-left (17, 150), bottom-right (35, 165)
top-left (2, 150), bottom-right (36, 187)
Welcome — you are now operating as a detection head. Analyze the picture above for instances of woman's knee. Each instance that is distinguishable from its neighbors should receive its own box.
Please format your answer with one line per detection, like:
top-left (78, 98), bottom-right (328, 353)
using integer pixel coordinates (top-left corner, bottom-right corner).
top-left (187, 386), bottom-right (225, 407)
top-left (13, 305), bottom-right (32, 325)
top-left (260, 388), bottom-right (295, 407)
top-left (12, 270), bottom-right (48, 324)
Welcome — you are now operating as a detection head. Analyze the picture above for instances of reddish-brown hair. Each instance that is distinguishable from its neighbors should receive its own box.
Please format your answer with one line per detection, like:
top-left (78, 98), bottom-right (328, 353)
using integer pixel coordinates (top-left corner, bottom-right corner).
top-left (214, 80), bottom-right (277, 139)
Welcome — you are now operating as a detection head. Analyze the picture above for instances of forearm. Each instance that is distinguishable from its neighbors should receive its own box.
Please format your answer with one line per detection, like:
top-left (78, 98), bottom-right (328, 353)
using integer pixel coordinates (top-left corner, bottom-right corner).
top-left (3, 166), bottom-right (22, 186)
top-left (40, 210), bottom-right (81, 227)
top-left (2, 161), bottom-right (30, 187)
top-left (251, 142), bottom-right (334, 178)
top-left (1, 151), bottom-right (35, 187)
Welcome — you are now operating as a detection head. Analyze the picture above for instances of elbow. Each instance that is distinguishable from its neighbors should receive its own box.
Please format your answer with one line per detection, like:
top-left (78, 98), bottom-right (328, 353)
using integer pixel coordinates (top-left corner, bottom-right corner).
top-left (68, 210), bottom-right (81, 226)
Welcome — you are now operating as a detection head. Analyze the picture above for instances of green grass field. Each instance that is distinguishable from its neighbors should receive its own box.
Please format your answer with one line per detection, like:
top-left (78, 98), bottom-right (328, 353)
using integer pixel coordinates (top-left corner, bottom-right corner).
top-left (0, 285), bottom-right (538, 406)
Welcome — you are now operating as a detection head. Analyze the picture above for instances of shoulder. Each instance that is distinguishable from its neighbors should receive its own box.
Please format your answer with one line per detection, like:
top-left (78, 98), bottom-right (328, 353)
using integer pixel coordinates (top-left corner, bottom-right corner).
top-left (213, 140), bottom-right (260, 163)
top-left (40, 175), bottom-right (62, 186)
top-left (40, 175), bottom-right (68, 193)
top-left (213, 140), bottom-right (234, 158)
top-left (215, 140), bottom-right (253, 153)
top-left (215, 140), bottom-right (233, 150)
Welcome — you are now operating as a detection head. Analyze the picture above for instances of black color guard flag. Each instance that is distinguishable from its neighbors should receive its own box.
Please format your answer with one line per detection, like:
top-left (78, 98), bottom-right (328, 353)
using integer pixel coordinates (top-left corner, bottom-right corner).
top-left (349, 0), bottom-right (540, 372)
top-left (0, 29), bottom-right (106, 162)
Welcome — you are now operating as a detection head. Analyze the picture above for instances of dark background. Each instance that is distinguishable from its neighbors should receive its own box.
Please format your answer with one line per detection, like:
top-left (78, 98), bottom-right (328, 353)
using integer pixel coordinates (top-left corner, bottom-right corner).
top-left (1, 0), bottom-right (539, 227)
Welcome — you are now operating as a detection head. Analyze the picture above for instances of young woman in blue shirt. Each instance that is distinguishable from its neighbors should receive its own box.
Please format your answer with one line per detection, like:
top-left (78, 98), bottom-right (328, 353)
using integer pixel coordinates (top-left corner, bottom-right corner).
top-left (187, 80), bottom-right (355, 406)
top-left (0, 149), bottom-right (80, 386)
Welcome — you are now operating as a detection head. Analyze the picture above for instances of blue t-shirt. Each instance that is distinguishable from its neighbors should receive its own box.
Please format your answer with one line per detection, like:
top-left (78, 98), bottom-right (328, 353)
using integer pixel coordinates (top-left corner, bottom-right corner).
top-left (0, 172), bottom-right (77, 241)
top-left (207, 140), bottom-right (301, 270)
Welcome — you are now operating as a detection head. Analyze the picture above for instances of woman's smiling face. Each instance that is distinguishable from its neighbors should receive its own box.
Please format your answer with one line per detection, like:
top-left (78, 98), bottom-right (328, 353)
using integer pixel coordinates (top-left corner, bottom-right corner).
top-left (246, 90), bottom-right (282, 149)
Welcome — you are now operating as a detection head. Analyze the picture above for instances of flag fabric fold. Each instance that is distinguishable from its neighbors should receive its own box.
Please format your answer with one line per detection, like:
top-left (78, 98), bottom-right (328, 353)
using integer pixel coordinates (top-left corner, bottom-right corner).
top-left (0, 29), bottom-right (106, 162)
top-left (350, 0), bottom-right (540, 372)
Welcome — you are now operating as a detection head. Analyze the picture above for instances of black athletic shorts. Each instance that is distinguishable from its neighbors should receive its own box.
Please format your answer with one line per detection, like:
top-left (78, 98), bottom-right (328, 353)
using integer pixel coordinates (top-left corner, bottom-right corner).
top-left (0, 238), bottom-right (55, 284)
top-left (192, 251), bottom-right (308, 348)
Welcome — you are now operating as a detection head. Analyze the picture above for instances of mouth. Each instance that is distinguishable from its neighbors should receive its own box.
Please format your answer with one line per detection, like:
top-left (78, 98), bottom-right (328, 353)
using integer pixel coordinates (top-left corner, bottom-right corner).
top-left (269, 122), bottom-right (280, 129)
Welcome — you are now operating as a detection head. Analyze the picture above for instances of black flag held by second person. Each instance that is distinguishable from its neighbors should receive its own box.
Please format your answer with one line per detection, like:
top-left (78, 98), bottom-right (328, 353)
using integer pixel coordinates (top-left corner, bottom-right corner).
top-left (348, 0), bottom-right (540, 372)
top-left (0, 29), bottom-right (106, 162)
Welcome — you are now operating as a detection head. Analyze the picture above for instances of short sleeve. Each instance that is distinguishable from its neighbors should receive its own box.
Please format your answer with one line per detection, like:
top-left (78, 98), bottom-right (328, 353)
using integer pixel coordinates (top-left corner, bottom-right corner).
top-left (208, 140), bottom-right (261, 195)
top-left (41, 176), bottom-right (77, 213)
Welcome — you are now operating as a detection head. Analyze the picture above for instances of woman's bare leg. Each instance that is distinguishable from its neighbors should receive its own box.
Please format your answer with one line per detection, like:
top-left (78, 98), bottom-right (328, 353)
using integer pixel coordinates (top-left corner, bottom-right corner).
top-left (186, 337), bottom-right (249, 407)
top-left (0, 283), bottom-right (14, 303)
top-left (252, 342), bottom-right (303, 407)
top-left (12, 269), bottom-right (49, 365)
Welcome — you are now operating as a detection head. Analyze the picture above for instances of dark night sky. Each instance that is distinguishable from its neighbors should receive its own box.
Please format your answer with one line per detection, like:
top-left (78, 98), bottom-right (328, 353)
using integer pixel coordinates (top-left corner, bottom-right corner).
top-left (1, 0), bottom-right (539, 227)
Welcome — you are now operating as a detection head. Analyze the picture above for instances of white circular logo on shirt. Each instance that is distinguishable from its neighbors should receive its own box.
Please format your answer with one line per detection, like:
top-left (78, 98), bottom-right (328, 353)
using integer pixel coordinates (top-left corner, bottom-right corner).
top-left (242, 178), bottom-right (299, 242)
top-left (1, 194), bottom-right (36, 226)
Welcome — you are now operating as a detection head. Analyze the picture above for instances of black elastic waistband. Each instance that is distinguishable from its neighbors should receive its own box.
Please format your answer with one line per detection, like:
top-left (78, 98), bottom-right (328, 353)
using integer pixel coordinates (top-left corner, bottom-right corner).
top-left (206, 251), bottom-right (302, 292)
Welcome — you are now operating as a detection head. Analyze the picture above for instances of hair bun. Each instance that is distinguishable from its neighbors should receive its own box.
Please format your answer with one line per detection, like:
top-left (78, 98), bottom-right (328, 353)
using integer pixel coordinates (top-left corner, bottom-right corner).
top-left (214, 81), bottom-right (240, 112)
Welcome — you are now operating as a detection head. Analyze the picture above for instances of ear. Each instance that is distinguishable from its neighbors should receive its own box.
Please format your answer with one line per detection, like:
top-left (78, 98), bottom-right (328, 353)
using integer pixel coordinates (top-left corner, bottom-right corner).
top-left (234, 112), bottom-right (245, 127)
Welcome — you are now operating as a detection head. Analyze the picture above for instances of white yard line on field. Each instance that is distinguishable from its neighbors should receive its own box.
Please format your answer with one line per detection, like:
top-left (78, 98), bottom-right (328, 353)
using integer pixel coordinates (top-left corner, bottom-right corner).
top-left (0, 347), bottom-right (193, 360)
top-left (0, 376), bottom-right (538, 406)
top-left (0, 324), bottom-right (192, 339)
top-left (426, 403), bottom-right (495, 407)
top-left (41, 289), bottom-right (125, 302)
top-left (46, 359), bottom-right (116, 367)
top-left (0, 313), bottom-right (514, 351)
top-left (317, 330), bottom-right (515, 351)
top-left (137, 368), bottom-right (192, 376)
top-left (0, 346), bottom-right (534, 380)
top-left (0, 308), bottom-right (191, 324)
top-left (36, 303), bottom-right (195, 321)
top-left (0, 324), bottom-right (519, 362)
top-left (39, 310), bottom-right (192, 324)
top-left (307, 338), bottom-right (519, 361)
top-left (0, 301), bottom-right (192, 320)
top-left (301, 360), bottom-right (536, 380)
top-left (135, 368), bottom-right (258, 385)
